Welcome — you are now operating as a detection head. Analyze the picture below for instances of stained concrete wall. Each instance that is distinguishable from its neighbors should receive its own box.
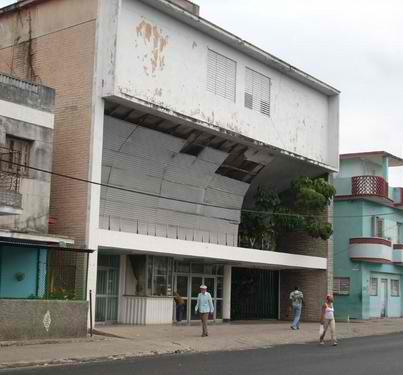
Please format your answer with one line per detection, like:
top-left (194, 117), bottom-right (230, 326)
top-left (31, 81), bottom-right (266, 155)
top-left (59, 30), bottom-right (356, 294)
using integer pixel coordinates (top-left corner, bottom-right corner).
top-left (0, 299), bottom-right (88, 340)
top-left (0, 75), bottom-right (55, 233)
top-left (101, 0), bottom-right (339, 170)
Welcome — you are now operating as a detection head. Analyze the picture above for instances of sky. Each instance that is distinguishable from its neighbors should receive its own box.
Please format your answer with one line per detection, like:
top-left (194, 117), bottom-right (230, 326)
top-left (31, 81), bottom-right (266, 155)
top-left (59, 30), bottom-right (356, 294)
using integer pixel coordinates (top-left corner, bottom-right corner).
top-left (1, 0), bottom-right (402, 185)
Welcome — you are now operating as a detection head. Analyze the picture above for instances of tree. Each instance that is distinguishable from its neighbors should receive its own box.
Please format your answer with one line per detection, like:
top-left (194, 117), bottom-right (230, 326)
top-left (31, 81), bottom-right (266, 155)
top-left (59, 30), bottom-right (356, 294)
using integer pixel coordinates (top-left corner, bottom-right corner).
top-left (239, 177), bottom-right (336, 250)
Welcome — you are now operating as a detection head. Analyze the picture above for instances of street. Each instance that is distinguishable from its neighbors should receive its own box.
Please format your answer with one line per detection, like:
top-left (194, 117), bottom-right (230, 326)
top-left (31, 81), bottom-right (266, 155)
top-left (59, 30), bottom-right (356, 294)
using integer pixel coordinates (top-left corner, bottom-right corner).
top-left (3, 333), bottom-right (403, 375)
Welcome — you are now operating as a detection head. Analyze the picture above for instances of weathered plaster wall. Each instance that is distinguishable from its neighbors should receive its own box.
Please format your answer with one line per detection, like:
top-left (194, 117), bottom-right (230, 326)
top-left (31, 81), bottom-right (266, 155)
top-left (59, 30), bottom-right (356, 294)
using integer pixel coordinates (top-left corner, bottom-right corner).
top-left (0, 0), bottom-right (98, 241)
top-left (0, 77), bottom-right (54, 233)
top-left (0, 299), bottom-right (88, 340)
top-left (103, 0), bottom-right (338, 169)
top-left (337, 159), bottom-right (383, 179)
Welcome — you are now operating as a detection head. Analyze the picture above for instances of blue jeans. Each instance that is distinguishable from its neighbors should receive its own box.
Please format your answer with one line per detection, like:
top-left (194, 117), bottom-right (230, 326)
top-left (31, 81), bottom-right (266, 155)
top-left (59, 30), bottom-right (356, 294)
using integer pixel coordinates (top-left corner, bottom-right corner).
top-left (292, 305), bottom-right (302, 329)
top-left (176, 304), bottom-right (185, 322)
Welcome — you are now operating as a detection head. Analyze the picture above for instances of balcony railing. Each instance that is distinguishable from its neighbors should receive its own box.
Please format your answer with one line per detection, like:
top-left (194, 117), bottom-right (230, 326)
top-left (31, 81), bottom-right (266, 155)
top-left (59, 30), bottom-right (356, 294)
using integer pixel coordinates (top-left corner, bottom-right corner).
top-left (349, 237), bottom-right (393, 263)
top-left (100, 215), bottom-right (238, 247)
top-left (351, 175), bottom-right (389, 199)
top-left (0, 147), bottom-right (22, 210)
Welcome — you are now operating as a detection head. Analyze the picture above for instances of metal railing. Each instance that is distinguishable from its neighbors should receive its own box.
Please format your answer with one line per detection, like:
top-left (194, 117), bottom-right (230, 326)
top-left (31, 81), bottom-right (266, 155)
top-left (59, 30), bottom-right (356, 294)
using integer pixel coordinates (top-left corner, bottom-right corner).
top-left (0, 147), bottom-right (22, 209)
top-left (100, 214), bottom-right (238, 247)
top-left (0, 72), bottom-right (39, 94)
top-left (351, 175), bottom-right (389, 199)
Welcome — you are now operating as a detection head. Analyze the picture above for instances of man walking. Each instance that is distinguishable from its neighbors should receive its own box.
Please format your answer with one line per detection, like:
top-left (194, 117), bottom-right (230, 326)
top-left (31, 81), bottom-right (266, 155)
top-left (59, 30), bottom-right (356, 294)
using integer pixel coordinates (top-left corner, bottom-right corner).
top-left (289, 286), bottom-right (304, 330)
top-left (195, 285), bottom-right (214, 337)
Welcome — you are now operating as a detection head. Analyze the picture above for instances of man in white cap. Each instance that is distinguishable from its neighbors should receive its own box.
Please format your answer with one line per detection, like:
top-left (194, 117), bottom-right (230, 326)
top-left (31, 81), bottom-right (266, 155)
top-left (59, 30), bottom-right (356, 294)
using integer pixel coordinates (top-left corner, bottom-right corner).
top-left (195, 284), bottom-right (214, 337)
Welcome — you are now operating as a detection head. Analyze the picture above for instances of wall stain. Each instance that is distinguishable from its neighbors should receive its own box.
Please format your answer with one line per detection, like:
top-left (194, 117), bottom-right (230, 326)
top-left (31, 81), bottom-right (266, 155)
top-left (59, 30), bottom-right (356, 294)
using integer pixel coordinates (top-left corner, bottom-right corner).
top-left (136, 19), bottom-right (169, 77)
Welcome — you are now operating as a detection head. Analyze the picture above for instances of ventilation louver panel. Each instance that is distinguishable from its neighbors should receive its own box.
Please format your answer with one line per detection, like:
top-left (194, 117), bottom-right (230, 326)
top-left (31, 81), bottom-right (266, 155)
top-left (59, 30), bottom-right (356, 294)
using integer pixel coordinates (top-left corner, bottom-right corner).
top-left (207, 49), bottom-right (236, 102)
top-left (245, 67), bottom-right (271, 117)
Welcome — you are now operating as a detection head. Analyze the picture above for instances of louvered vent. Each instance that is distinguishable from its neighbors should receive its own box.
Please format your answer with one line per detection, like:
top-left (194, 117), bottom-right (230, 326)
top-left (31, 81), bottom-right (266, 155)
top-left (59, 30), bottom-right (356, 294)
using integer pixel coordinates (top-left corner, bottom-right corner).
top-left (207, 49), bottom-right (236, 102)
top-left (244, 67), bottom-right (271, 117)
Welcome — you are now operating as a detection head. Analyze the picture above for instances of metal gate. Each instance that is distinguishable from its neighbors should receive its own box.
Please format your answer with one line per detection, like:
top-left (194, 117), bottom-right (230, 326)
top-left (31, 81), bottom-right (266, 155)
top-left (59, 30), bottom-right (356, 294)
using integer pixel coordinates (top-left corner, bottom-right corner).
top-left (95, 255), bottom-right (120, 323)
top-left (231, 268), bottom-right (279, 320)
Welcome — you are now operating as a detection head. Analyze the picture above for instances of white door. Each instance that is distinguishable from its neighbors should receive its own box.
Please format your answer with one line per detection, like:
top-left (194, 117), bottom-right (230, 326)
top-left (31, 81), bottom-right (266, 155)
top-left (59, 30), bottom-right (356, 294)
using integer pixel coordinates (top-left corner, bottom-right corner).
top-left (380, 279), bottom-right (388, 318)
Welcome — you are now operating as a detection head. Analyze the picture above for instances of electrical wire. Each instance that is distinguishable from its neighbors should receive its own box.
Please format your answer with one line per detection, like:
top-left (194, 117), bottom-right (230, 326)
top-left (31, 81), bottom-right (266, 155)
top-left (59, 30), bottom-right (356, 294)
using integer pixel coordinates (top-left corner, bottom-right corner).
top-left (2, 158), bottom-right (402, 220)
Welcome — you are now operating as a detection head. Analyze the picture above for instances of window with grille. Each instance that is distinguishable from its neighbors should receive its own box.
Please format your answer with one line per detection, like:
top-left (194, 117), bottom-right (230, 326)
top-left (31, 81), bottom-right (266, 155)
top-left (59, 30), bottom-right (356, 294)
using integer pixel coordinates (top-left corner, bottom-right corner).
top-left (370, 277), bottom-right (378, 296)
top-left (333, 277), bottom-right (350, 295)
top-left (244, 67), bottom-right (271, 117)
top-left (207, 49), bottom-right (236, 102)
top-left (391, 280), bottom-right (400, 297)
top-left (397, 223), bottom-right (403, 243)
top-left (0, 136), bottom-right (31, 176)
top-left (372, 216), bottom-right (385, 238)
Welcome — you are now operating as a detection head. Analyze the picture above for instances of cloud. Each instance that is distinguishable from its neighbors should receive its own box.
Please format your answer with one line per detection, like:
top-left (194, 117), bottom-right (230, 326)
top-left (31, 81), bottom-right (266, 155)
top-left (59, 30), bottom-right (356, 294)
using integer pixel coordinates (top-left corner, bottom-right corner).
top-left (193, 0), bottom-right (403, 185)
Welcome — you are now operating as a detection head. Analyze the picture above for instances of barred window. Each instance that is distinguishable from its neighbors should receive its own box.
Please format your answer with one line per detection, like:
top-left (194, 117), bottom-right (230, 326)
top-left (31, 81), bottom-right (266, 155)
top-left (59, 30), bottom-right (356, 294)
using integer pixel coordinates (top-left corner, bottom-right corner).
top-left (207, 49), bottom-right (236, 102)
top-left (370, 277), bottom-right (378, 296)
top-left (0, 136), bottom-right (31, 175)
top-left (372, 216), bottom-right (385, 238)
top-left (333, 277), bottom-right (350, 295)
top-left (391, 279), bottom-right (400, 297)
top-left (397, 223), bottom-right (403, 243)
top-left (244, 67), bottom-right (271, 117)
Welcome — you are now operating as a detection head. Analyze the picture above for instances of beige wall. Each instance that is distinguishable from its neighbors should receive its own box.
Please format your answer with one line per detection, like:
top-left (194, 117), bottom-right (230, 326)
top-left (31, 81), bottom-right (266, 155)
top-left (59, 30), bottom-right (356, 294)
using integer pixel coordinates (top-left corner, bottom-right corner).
top-left (0, 0), bottom-right (98, 241)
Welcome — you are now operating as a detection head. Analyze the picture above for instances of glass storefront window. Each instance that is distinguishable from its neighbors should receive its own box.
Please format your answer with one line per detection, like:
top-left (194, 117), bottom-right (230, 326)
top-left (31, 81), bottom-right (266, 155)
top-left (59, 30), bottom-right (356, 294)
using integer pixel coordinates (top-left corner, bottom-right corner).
top-left (204, 264), bottom-right (214, 274)
top-left (216, 300), bottom-right (223, 319)
top-left (215, 265), bottom-right (224, 275)
top-left (192, 263), bottom-right (204, 274)
top-left (125, 255), bottom-right (146, 296)
top-left (217, 277), bottom-right (223, 298)
top-left (175, 262), bottom-right (190, 273)
top-left (146, 256), bottom-right (174, 297)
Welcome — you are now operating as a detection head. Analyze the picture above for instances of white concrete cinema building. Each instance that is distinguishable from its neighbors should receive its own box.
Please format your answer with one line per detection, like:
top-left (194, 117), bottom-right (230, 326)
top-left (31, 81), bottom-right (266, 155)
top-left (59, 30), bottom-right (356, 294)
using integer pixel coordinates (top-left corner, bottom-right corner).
top-left (0, 0), bottom-right (339, 325)
top-left (89, 0), bottom-right (340, 325)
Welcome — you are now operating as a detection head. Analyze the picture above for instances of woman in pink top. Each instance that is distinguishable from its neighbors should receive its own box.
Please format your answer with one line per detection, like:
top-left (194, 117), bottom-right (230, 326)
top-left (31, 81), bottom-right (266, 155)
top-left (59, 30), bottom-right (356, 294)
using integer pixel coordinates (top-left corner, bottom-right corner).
top-left (320, 294), bottom-right (337, 346)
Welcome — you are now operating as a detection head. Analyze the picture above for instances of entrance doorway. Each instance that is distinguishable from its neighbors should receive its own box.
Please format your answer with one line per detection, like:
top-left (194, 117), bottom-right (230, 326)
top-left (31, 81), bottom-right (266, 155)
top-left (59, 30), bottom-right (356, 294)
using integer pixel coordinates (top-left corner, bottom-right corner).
top-left (380, 279), bottom-right (388, 318)
top-left (174, 274), bottom-right (223, 322)
top-left (95, 255), bottom-right (120, 323)
top-left (231, 268), bottom-right (279, 320)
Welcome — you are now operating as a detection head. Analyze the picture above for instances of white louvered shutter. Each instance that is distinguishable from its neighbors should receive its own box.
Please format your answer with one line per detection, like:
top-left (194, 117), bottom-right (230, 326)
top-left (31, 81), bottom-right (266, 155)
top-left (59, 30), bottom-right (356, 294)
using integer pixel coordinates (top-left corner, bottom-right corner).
top-left (244, 67), bottom-right (271, 117)
top-left (207, 49), bottom-right (236, 102)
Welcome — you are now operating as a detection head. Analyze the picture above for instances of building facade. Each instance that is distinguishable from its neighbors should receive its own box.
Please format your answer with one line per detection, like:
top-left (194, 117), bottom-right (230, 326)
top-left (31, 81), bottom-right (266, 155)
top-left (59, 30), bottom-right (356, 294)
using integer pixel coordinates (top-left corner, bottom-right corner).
top-left (333, 152), bottom-right (403, 320)
top-left (0, 72), bottom-right (90, 340)
top-left (0, 0), bottom-right (340, 325)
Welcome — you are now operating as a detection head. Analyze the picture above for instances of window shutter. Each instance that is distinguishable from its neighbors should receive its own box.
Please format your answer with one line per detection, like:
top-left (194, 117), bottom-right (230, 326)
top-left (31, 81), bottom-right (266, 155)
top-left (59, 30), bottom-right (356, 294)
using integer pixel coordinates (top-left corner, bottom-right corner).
top-left (244, 67), bottom-right (271, 117)
top-left (207, 49), bottom-right (236, 102)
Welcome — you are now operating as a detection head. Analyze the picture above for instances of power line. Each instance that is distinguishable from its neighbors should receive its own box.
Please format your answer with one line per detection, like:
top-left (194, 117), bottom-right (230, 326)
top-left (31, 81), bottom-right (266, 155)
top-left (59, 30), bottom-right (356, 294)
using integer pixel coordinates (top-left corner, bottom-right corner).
top-left (2, 158), bottom-right (402, 220)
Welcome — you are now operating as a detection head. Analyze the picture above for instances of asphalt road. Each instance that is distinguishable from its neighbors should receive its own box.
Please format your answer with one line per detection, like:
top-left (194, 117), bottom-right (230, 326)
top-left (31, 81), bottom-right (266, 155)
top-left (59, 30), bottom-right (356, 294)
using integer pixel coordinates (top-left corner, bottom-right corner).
top-left (3, 333), bottom-right (403, 375)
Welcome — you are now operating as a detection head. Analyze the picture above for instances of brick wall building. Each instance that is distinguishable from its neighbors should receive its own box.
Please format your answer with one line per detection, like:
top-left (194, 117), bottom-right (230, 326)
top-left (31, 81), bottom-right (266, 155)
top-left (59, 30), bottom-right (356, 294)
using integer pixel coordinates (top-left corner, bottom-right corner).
top-left (0, 0), bottom-right (98, 241)
top-left (0, 0), bottom-right (339, 325)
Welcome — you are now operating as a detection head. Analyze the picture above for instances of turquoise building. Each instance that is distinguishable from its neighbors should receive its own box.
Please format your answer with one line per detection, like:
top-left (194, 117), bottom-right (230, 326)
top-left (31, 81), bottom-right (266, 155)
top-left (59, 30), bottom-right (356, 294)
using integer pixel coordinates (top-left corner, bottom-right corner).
top-left (333, 151), bottom-right (403, 320)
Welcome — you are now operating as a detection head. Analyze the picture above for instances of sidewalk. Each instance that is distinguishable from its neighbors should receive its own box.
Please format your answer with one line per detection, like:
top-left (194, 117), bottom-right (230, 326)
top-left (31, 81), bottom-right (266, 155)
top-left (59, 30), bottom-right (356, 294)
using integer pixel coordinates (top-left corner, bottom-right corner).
top-left (1, 319), bottom-right (403, 369)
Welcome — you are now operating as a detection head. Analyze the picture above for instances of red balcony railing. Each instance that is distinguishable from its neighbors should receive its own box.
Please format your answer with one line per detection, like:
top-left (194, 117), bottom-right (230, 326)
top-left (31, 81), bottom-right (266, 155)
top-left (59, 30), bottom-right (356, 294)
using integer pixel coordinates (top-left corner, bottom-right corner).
top-left (351, 175), bottom-right (389, 199)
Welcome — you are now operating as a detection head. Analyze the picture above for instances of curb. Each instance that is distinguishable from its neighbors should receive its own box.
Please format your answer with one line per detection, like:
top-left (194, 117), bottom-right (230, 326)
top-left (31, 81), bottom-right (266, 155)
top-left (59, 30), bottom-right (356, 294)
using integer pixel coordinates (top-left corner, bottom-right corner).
top-left (0, 349), bottom-right (193, 370)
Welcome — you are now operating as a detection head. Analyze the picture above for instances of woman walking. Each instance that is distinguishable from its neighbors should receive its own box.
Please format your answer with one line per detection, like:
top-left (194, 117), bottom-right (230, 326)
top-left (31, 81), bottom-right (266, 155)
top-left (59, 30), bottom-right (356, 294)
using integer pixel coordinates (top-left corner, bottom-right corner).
top-left (320, 294), bottom-right (337, 346)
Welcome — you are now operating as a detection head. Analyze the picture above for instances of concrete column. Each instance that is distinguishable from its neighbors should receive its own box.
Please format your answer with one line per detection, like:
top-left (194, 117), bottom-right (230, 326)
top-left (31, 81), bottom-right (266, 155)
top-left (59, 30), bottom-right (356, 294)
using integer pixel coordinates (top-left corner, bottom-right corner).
top-left (383, 156), bottom-right (389, 182)
top-left (223, 265), bottom-right (232, 322)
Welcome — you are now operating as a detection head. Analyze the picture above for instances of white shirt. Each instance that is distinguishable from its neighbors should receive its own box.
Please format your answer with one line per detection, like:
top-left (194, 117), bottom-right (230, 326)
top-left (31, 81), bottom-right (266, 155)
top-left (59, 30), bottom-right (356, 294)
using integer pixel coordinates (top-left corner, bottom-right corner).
top-left (324, 304), bottom-right (335, 320)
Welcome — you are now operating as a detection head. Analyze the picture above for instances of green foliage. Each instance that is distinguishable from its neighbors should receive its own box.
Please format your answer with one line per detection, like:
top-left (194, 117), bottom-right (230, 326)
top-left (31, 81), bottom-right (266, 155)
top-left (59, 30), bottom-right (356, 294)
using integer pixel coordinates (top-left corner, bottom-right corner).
top-left (239, 176), bottom-right (336, 249)
top-left (239, 186), bottom-right (279, 250)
